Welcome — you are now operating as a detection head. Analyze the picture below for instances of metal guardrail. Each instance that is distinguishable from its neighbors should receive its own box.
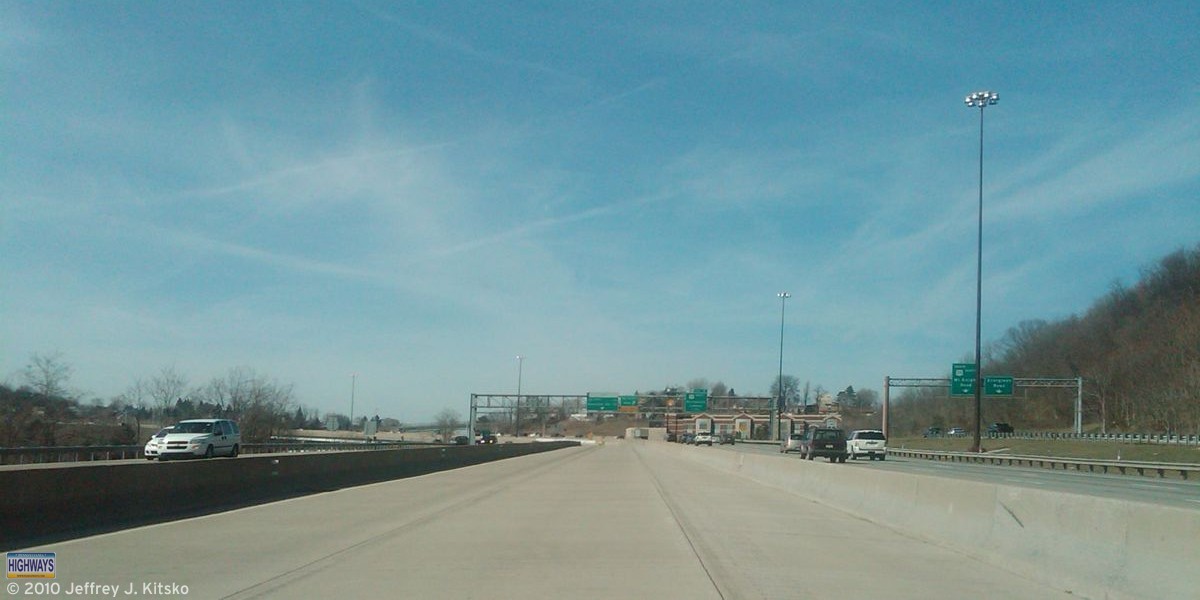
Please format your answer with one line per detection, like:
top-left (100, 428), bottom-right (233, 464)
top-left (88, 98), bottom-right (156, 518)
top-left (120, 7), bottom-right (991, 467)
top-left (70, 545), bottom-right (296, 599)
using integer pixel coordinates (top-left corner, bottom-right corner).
top-left (0, 441), bottom-right (429, 465)
top-left (983, 431), bottom-right (1200, 445)
top-left (889, 448), bottom-right (1200, 480)
top-left (705, 432), bottom-right (1199, 446)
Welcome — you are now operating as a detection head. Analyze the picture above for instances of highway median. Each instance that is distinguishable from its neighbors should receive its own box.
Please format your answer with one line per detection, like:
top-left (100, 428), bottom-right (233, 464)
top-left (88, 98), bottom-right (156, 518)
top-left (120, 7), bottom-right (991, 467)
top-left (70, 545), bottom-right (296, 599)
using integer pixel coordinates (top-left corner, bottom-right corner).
top-left (1, 441), bottom-right (578, 550)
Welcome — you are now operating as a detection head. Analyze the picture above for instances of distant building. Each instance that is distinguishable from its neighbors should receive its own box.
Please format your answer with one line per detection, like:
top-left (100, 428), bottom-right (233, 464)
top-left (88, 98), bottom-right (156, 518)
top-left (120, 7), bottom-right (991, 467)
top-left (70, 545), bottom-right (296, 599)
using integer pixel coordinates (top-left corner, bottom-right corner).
top-left (816, 393), bottom-right (839, 414)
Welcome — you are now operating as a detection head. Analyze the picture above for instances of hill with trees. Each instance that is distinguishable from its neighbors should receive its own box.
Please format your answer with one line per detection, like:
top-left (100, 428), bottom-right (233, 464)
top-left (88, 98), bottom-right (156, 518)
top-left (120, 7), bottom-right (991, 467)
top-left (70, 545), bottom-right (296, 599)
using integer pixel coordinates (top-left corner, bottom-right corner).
top-left (891, 244), bottom-right (1200, 436)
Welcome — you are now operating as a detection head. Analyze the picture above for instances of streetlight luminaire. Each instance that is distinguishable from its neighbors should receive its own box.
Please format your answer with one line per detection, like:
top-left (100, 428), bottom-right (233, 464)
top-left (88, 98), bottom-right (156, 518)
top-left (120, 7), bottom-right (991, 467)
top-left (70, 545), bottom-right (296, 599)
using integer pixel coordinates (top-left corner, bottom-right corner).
top-left (964, 91), bottom-right (999, 108)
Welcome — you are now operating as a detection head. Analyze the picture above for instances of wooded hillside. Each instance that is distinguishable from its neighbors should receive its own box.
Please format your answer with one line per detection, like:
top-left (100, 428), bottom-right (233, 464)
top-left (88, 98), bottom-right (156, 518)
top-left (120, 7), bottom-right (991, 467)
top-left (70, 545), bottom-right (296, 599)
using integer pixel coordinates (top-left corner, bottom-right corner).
top-left (892, 244), bottom-right (1200, 435)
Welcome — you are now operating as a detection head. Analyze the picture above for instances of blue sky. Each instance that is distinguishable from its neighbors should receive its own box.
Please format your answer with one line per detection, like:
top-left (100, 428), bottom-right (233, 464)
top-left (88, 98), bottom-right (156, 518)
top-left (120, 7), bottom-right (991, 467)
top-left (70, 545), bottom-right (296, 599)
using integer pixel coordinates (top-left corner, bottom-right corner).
top-left (3, 1), bottom-right (1197, 422)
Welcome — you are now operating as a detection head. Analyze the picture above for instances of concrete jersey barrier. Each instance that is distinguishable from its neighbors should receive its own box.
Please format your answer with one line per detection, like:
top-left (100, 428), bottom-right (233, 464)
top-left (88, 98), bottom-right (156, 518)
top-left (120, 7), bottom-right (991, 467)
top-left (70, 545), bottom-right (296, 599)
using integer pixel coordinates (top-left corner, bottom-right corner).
top-left (1, 442), bottom-right (578, 550)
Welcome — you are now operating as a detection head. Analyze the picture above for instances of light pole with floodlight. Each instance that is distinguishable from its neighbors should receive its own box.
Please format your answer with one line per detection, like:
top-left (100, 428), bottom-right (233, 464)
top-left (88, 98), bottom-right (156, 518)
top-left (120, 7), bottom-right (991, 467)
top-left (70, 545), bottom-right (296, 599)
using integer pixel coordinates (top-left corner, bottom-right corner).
top-left (515, 355), bottom-right (524, 437)
top-left (776, 292), bottom-right (791, 441)
top-left (349, 373), bottom-right (357, 431)
top-left (964, 90), bottom-right (998, 453)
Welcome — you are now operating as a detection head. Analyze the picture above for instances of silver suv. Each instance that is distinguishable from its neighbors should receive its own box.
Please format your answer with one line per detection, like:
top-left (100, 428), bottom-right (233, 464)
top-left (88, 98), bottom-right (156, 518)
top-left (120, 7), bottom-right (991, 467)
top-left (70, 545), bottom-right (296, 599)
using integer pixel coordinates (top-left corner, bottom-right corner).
top-left (780, 432), bottom-right (805, 453)
top-left (158, 419), bottom-right (241, 460)
top-left (847, 429), bottom-right (887, 461)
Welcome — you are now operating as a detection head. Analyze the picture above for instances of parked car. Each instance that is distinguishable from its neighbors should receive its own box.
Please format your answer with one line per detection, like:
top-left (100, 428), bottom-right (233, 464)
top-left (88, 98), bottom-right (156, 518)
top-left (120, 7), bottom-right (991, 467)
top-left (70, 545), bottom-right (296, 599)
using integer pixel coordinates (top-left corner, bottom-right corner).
top-left (718, 433), bottom-right (736, 445)
top-left (987, 422), bottom-right (1014, 435)
top-left (158, 419), bottom-right (241, 460)
top-left (923, 426), bottom-right (943, 438)
top-left (947, 427), bottom-right (968, 437)
top-left (143, 426), bottom-right (173, 460)
top-left (846, 429), bottom-right (887, 460)
top-left (800, 427), bottom-right (848, 462)
top-left (693, 432), bottom-right (713, 446)
top-left (780, 432), bottom-right (805, 453)
top-left (680, 433), bottom-right (695, 444)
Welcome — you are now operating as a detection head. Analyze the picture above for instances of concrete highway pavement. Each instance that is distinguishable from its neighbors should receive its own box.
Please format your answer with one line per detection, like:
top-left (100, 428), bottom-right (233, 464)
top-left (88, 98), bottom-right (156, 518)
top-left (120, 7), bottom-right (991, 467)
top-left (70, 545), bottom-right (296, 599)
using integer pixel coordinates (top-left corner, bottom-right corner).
top-left (24, 440), bottom-right (1075, 599)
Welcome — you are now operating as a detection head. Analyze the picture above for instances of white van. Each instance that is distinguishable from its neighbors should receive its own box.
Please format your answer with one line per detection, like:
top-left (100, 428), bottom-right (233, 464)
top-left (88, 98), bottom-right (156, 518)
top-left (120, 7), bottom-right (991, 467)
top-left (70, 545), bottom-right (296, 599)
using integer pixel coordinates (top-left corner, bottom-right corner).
top-left (158, 419), bottom-right (241, 460)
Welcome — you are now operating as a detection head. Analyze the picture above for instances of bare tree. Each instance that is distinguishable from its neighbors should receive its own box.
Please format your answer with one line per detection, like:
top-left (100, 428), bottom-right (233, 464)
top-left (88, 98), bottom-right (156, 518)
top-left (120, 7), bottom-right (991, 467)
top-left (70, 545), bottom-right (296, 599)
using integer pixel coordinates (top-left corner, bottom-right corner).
top-left (119, 378), bottom-right (149, 416)
top-left (856, 389), bottom-right (880, 411)
top-left (434, 408), bottom-right (462, 442)
top-left (22, 352), bottom-right (73, 399)
top-left (769, 375), bottom-right (800, 411)
top-left (147, 366), bottom-right (190, 421)
top-left (196, 367), bottom-right (294, 442)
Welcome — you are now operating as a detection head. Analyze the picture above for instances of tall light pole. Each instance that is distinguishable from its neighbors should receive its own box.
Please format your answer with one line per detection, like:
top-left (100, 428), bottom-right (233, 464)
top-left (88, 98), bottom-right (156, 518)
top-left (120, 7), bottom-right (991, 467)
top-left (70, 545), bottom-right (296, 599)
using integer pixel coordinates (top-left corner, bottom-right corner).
top-left (515, 355), bottom-right (524, 437)
top-left (776, 292), bottom-right (791, 441)
top-left (965, 90), bottom-right (998, 453)
top-left (349, 373), bottom-right (357, 431)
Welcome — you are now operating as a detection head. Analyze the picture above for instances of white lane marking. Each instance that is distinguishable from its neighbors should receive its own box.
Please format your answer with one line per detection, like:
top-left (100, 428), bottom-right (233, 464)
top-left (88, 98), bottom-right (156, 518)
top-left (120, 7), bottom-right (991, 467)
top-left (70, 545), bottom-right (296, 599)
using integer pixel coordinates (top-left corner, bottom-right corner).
top-left (1002, 478), bottom-right (1045, 486)
top-left (1127, 482), bottom-right (1176, 491)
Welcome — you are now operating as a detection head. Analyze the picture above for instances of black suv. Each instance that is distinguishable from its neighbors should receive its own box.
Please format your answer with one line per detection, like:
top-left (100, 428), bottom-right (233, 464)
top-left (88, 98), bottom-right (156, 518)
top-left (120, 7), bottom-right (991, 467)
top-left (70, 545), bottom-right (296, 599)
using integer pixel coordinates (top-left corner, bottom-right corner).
top-left (987, 422), bottom-right (1014, 435)
top-left (800, 427), bottom-right (848, 463)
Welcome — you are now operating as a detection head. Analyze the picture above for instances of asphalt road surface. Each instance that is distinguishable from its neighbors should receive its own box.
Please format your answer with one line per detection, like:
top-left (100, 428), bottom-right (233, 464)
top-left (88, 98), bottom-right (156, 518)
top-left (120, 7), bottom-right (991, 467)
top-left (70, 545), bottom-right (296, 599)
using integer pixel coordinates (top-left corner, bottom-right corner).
top-left (21, 441), bottom-right (1078, 599)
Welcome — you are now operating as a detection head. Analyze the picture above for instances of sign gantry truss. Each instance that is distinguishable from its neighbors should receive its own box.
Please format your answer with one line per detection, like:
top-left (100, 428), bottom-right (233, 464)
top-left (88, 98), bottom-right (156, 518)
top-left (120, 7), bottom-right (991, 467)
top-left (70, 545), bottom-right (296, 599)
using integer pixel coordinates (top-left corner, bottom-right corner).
top-left (467, 393), bottom-right (776, 439)
top-left (881, 376), bottom-right (1084, 440)
top-left (887, 378), bottom-right (1080, 389)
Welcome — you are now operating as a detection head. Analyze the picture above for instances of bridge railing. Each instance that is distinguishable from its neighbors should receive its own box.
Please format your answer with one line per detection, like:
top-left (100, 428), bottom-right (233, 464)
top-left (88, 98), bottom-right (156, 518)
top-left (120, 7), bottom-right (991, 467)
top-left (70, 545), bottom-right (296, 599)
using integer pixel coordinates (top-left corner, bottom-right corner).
top-left (888, 448), bottom-right (1200, 480)
top-left (0, 440), bottom-right (432, 465)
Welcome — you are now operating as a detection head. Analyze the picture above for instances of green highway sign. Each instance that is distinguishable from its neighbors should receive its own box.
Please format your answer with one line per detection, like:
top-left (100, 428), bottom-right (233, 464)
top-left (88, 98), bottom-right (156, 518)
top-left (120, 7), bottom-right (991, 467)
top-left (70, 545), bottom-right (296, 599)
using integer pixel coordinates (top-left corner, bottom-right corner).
top-left (684, 389), bottom-right (708, 413)
top-left (951, 363), bottom-right (976, 396)
top-left (586, 395), bottom-right (618, 411)
top-left (984, 376), bottom-right (1014, 396)
top-left (618, 395), bottom-right (638, 413)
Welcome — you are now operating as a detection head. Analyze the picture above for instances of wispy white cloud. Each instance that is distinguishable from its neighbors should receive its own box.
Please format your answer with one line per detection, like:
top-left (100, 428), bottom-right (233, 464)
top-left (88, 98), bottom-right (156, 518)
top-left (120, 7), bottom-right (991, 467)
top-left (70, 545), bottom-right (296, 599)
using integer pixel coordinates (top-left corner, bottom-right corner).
top-left (991, 106), bottom-right (1200, 222)
top-left (354, 3), bottom-right (586, 86)
top-left (141, 220), bottom-right (386, 284)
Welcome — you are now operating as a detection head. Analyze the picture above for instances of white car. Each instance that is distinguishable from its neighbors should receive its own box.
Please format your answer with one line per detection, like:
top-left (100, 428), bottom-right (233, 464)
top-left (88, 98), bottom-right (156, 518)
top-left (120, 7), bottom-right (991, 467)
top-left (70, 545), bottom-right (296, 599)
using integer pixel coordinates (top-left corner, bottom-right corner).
top-left (780, 432), bottom-right (804, 453)
top-left (158, 419), bottom-right (241, 460)
top-left (693, 432), bottom-right (713, 446)
top-left (847, 429), bottom-right (887, 461)
top-left (143, 426), bottom-right (173, 460)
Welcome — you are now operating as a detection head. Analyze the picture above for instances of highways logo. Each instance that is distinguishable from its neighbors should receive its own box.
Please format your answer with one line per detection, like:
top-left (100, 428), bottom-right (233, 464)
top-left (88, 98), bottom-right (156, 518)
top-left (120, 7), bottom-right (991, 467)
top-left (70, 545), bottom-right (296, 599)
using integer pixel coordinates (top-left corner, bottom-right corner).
top-left (6, 552), bottom-right (55, 579)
